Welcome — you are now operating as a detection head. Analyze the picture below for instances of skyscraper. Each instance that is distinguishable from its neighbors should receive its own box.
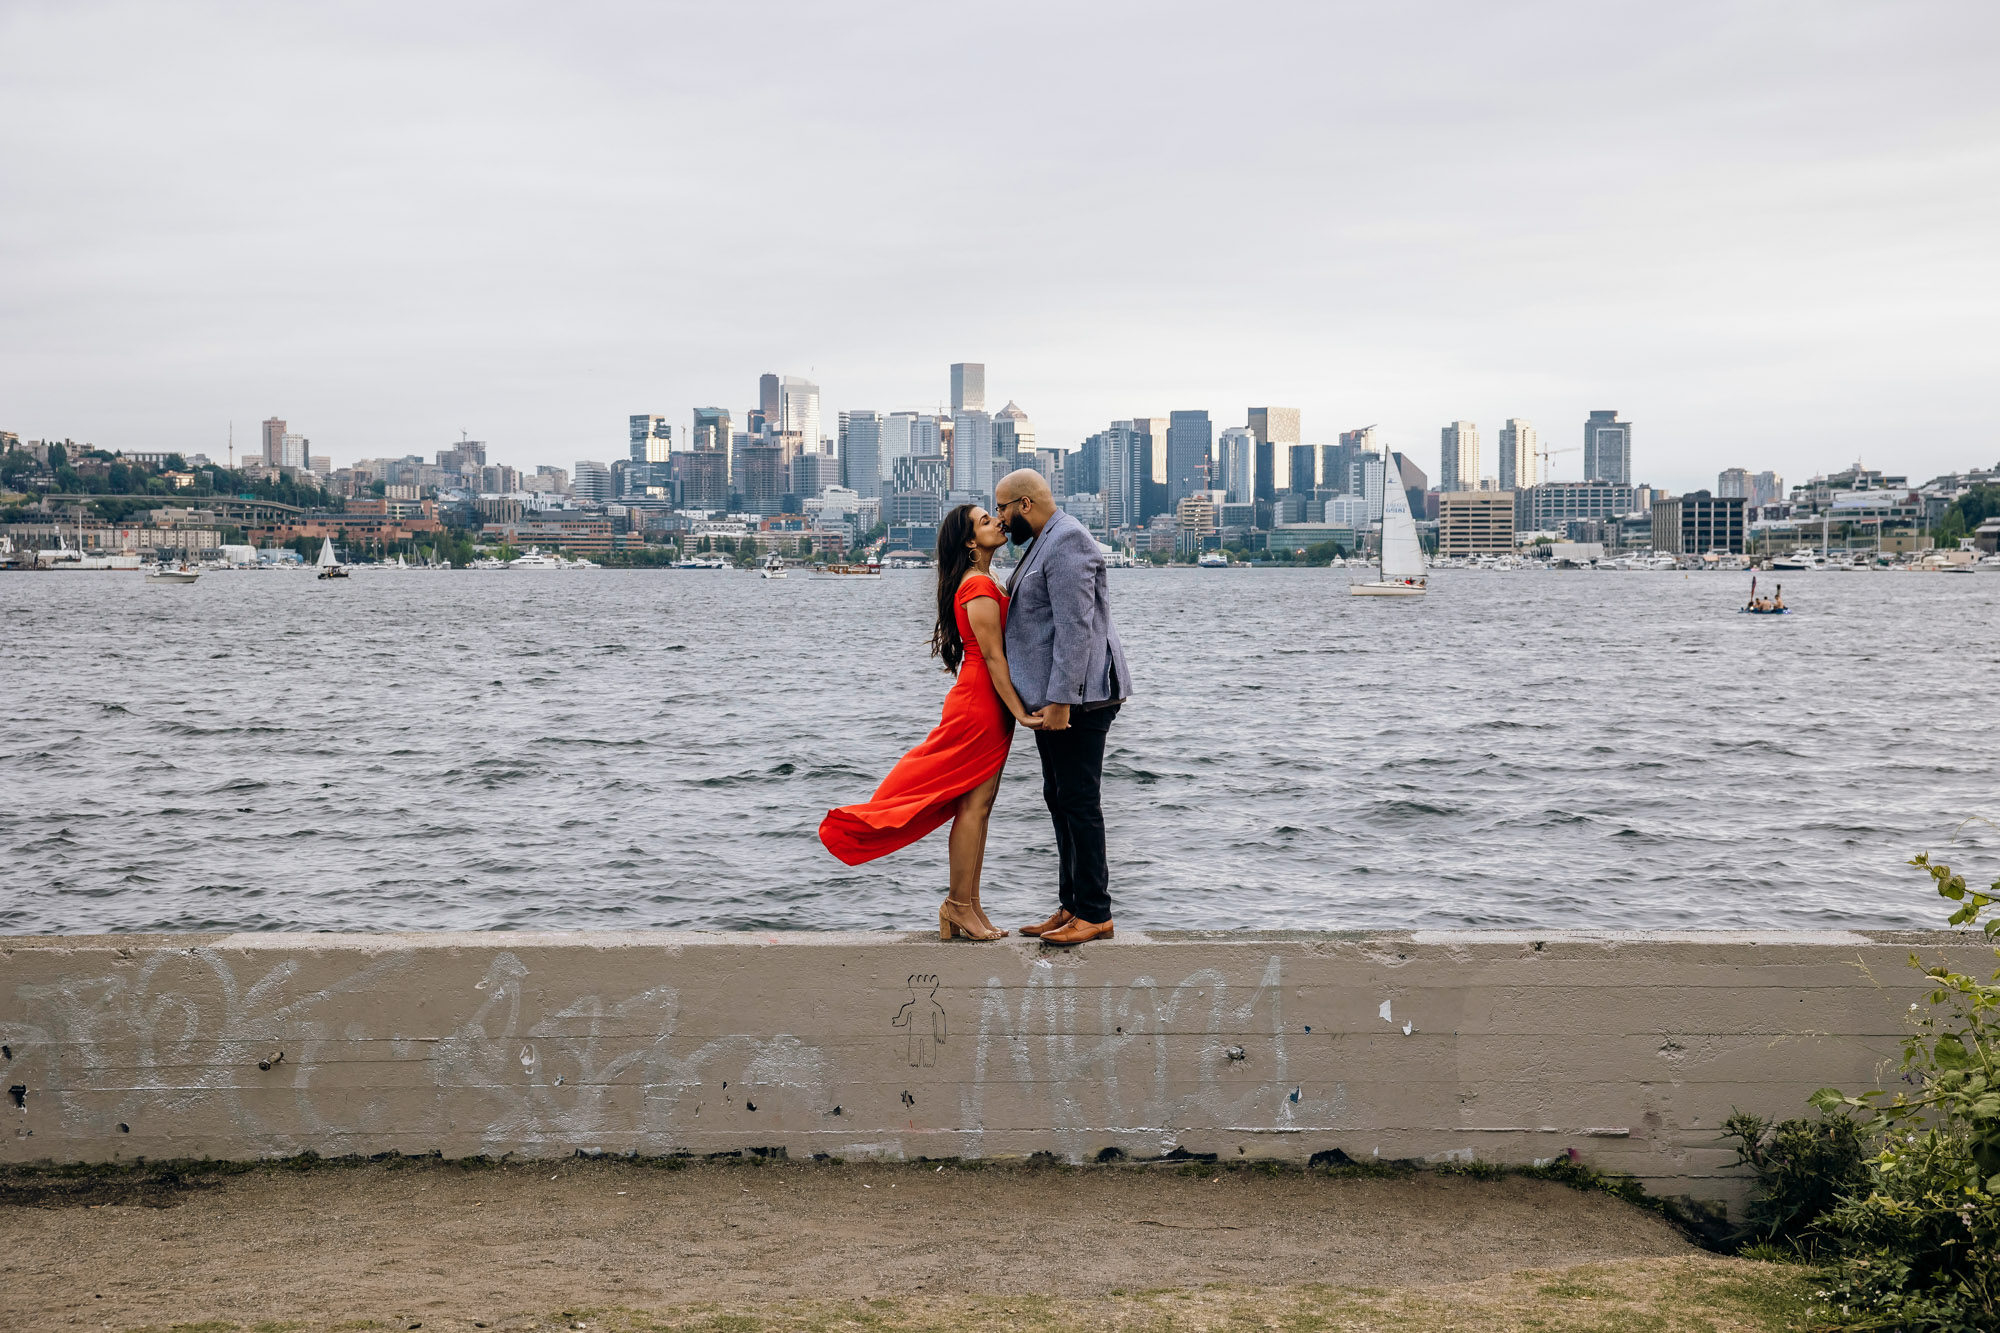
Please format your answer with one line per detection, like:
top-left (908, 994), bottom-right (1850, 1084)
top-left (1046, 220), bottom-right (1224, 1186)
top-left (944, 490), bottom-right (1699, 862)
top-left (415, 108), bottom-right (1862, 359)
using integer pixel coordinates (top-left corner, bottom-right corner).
top-left (841, 410), bottom-right (883, 499)
top-left (950, 408), bottom-right (994, 498)
top-left (1104, 420), bottom-right (1151, 529)
top-left (278, 432), bottom-right (307, 469)
top-left (1215, 427), bottom-right (1254, 503)
top-left (1072, 432), bottom-right (1104, 497)
top-left (1498, 419), bottom-right (1536, 491)
top-left (672, 449), bottom-right (727, 512)
top-left (1583, 410), bottom-right (1632, 486)
top-left (1440, 421), bottom-right (1480, 493)
top-left (779, 376), bottom-right (821, 453)
top-left (1126, 416), bottom-right (1168, 520)
top-left (1288, 445), bottom-right (1317, 495)
top-left (1248, 406), bottom-right (1301, 500)
top-left (1717, 467), bottom-right (1750, 499)
top-left (1165, 410), bottom-right (1212, 508)
top-left (261, 418), bottom-right (287, 467)
top-left (993, 401), bottom-right (1034, 477)
top-left (950, 363), bottom-right (985, 414)
top-left (1751, 471), bottom-right (1784, 508)
top-left (572, 460), bottom-right (611, 503)
top-left (756, 374), bottom-right (781, 436)
top-left (629, 415), bottom-right (672, 463)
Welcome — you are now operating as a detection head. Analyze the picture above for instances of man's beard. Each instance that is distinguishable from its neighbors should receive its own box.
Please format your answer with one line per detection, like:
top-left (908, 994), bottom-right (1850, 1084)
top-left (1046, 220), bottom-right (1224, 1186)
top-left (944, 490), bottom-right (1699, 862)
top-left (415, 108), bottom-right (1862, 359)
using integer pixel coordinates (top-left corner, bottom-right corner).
top-left (1006, 514), bottom-right (1033, 545)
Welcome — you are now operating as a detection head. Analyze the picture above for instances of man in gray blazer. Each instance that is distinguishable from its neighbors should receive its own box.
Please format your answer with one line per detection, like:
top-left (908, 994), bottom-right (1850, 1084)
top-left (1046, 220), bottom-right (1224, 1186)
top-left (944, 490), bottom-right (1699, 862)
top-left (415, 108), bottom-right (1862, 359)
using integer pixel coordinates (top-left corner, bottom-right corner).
top-left (994, 469), bottom-right (1131, 946)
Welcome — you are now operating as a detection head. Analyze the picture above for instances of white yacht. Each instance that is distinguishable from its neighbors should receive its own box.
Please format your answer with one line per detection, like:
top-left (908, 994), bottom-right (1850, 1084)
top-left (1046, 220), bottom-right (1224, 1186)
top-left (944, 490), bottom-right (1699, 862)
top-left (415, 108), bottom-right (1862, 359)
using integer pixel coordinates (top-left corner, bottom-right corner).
top-left (675, 554), bottom-right (729, 570)
top-left (759, 554), bottom-right (789, 579)
top-left (146, 561), bottom-right (201, 584)
top-left (469, 555), bottom-right (508, 570)
top-left (1197, 551), bottom-right (1230, 568)
top-left (1350, 476), bottom-right (1427, 597)
top-left (507, 547), bottom-right (564, 569)
top-left (1772, 547), bottom-right (1825, 571)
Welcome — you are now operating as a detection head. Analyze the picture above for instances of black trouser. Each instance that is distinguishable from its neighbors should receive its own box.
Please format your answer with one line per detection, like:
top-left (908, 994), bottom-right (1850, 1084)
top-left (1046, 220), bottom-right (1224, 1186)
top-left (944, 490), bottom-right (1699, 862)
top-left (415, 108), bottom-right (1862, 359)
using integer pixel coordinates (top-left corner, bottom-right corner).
top-left (1033, 703), bottom-right (1119, 924)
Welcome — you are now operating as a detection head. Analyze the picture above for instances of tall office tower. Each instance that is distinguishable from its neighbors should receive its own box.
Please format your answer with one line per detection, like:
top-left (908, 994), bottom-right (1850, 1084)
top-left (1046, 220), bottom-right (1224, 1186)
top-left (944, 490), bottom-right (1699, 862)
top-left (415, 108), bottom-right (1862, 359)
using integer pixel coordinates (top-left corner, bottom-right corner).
top-left (1498, 418), bottom-right (1536, 492)
top-left (950, 363), bottom-right (985, 414)
top-left (1750, 471), bottom-right (1784, 508)
top-left (1166, 410), bottom-right (1212, 508)
top-left (630, 415), bottom-right (672, 463)
top-left (1351, 452), bottom-right (1386, 520)
top-left (1103, 420), bottom-right (1158, 528)
top-left (880, 411), bottom-right (918, 473)
top-left (1125, 416), bottom-right (1169, 520)
top-left (950, 409), bottom-right (995, 498)
top-left (1248, 406), bottom-right (1301, 500)
top-left (1216, 427), bottom-right (1255, 503)
top-left (1717, 467), bottom-right (1750, 498)
top-left (841, 410), bottom-right (883, 498)
top-left (279, 432), bottom-right (308, 469)
top-left (1072, 432), bottom-right (1104, 496)
top-left (260, 418), bottom-right (287, 466)
top-left (1318, 442), bottom-right (1357, 495)
top-left (792, 451), bottom-right (841, 500)
top-left (911, 413), bottom-right (943, 456)
top-left (672, 450), bottom-right (727, 512)
top-left (756, 374), bottom-right (782, 436)
top-left (1339, 425), bottom-right (1379, 453)
top-left (1440, 421), bottom-right (1480, 493)
top-left (1288, 445), bottom-right (1317, 494)
top-left (1583, 410), bottom-right (1632, 485)
top-left (572, 460), bottom-right (611, 503)
top-left (736, 443), bottom-right (787, 516)
top-left (993, 401), bottom-right (1034, 477)
top-left (777, 376), bottom-right (821, 453)
top-left (692, 407), bottom-right (731, 451)
top-left (1030, 446), bottom-right (1066, 498)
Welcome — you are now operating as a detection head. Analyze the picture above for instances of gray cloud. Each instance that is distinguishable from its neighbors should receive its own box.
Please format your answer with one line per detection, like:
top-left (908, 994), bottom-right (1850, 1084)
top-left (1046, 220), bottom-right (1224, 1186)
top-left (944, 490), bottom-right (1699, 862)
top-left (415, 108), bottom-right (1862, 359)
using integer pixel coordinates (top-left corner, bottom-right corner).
top-left (3, 0), bottom-right (1995, 489)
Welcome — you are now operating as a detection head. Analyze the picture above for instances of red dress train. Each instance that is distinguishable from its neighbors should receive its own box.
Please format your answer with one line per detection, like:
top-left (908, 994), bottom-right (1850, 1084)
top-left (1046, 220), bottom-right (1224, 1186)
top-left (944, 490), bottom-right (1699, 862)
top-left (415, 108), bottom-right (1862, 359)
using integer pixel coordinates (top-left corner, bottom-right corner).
top-left (818, 573), bottom-right (1013, 866)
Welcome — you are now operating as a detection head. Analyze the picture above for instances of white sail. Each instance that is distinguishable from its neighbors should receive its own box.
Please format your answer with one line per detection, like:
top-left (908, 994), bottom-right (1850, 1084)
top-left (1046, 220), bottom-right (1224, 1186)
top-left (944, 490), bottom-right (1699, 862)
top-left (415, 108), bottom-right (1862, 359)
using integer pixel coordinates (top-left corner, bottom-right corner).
top-left (316, 538), bottom-right (338, 568)
top-left (1378, 478), bottom-right (1425, 581)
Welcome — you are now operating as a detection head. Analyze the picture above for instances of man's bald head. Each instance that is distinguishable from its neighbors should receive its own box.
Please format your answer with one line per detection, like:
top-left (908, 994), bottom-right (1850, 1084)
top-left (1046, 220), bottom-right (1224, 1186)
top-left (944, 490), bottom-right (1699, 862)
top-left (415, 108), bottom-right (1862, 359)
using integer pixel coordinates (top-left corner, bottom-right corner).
top-left (997, 468), bottom-right (1052, 505)
top-left (995, 468), bottom-right (1056, 540)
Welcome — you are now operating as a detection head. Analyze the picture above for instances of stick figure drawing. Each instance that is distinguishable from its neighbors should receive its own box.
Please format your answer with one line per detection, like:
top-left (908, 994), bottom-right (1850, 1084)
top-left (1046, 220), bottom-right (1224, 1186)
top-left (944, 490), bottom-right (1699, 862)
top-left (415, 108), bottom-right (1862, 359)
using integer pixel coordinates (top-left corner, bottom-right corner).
top-left (892, 974), bottom-right (947, 1067)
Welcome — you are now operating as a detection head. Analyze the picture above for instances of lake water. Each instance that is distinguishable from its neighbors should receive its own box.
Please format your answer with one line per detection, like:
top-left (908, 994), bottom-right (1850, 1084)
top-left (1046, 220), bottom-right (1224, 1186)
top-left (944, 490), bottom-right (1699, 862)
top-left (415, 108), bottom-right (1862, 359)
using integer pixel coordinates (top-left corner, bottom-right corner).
top-left (3, 566), bottom-right (1995, 936)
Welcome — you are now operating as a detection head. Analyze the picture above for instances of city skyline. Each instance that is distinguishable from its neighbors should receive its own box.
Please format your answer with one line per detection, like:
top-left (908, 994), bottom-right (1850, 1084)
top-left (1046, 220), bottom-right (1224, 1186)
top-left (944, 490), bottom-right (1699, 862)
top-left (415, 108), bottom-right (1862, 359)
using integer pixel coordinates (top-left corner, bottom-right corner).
top-left (3, 5), bottom-right (1996, 491)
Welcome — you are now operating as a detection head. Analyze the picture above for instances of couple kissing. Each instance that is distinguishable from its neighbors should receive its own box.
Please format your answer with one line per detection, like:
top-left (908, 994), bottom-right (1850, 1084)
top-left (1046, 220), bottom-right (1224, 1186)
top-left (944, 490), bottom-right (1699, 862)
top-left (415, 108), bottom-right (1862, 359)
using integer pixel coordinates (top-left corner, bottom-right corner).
top-left (818, 469), bottom-right (1131, 946)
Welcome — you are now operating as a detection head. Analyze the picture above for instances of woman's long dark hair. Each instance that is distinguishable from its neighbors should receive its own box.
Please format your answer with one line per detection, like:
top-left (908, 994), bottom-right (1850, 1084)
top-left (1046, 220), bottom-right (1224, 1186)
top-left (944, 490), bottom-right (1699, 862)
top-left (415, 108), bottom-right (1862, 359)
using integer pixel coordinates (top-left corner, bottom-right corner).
top-left (930, 503), bottom-right (980, 675)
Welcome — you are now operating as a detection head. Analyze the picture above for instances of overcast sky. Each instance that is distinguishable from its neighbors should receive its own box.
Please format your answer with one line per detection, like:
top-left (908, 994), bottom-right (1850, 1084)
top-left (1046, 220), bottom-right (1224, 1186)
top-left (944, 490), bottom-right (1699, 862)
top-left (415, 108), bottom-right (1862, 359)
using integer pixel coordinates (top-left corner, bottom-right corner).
top-left (3, 1), bottom-right (1996, 490)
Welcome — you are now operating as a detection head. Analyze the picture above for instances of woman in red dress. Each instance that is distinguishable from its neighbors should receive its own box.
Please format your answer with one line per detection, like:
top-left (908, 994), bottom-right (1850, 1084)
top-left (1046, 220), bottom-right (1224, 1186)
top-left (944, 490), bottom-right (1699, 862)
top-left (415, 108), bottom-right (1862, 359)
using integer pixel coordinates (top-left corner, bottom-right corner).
top-left (818, 503), bottom-right (1044, 940)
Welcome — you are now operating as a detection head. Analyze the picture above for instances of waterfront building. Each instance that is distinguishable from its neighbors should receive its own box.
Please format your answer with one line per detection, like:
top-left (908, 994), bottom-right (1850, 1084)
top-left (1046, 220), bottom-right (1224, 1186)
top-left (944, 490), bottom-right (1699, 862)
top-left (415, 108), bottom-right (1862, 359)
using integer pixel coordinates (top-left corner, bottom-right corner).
top-left (1653, 490), bottom-right (1747, 554)
top-left (950, 409), bottom-right (994, 499)
top-left (1439, 421), bottom-right (1479, 494)
top-left (1517, 480), bottom-right (1641, 531)
top-left (571, 460), bottom-right (611, 503)
top-left (1324, 494), bottom-right (1371, 529)
top-left (1267, 522), bottom-right (1354, 554)
top-left (1062, 491), bottom-right (1106, 530)
top-left (950, 363), bottom-right (985, 414)
top-left (841, 410), bottom-right (883, 499)
top-left (629, 415), bottom-right (672, 463)
top-left (1498, 419), bottom-right (1536, 492)
top-left (1215, 427), bottom-right (1254, 503)
top-left (1164, 410), bottom-right (1211, 509)
top-left (1583, 410), bottom-right (1632, 485)
top-left (1175, 490), bottom-right (1219, 553)
top-left (1248, 406), bottom-right (1301, 500)
top-left (671, 450), bottom-right (726, 513)
top-left (993, 402), bottom-right (1035, 478)
top-left (1438, 490), bottom-right (1516, 556)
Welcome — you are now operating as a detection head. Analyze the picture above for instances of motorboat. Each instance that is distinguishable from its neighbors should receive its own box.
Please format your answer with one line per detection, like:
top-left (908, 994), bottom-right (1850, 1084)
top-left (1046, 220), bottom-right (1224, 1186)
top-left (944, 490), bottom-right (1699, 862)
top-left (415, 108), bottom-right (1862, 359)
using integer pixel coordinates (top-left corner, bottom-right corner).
top-left (1349, 477), bottom-right (1426, 597)
top-left (565, 556), bottom-right (601, 570)
top-left (507, 547), bottom-right (564, 569)
top-left (1771, 547), bottom-right (1825, 571)
top-left (468, 555), bottom-right (508, 570)
top-left (146, 562), bottom-right (201, 584)
top-left (674, 555), bottom-right (729, 570)
top-left (759, 554), bottom-right (789, 579)
top-left (1197, 551), bottom-right (1230, 568)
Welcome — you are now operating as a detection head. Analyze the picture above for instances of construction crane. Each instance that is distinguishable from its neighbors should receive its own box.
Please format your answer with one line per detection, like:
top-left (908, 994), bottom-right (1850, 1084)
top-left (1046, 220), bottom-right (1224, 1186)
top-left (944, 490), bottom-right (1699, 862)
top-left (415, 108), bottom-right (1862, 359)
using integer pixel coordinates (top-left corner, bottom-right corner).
top-left (1534, 444), bottom-right (1580, 486)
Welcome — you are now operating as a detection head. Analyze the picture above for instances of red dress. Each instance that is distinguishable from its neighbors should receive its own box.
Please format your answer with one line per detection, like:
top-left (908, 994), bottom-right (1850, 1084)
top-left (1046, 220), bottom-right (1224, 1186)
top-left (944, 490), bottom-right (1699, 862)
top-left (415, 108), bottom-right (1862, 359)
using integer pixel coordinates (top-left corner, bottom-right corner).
top-left (818, 573), bottom-right (1013, 866)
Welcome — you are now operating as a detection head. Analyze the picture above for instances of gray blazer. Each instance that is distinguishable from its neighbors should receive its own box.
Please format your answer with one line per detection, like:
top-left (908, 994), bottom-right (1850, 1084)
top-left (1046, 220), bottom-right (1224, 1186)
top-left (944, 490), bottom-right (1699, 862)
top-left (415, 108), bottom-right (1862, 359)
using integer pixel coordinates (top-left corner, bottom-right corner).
top-left (1004, 509), bottom-right (1132, 711)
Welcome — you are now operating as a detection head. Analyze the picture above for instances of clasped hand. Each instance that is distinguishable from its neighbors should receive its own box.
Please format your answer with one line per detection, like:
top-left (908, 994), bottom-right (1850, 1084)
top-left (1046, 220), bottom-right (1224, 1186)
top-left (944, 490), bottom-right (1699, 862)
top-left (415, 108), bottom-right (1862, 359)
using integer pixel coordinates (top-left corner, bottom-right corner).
top-left (1015, 703), bottom-right (1071, 732)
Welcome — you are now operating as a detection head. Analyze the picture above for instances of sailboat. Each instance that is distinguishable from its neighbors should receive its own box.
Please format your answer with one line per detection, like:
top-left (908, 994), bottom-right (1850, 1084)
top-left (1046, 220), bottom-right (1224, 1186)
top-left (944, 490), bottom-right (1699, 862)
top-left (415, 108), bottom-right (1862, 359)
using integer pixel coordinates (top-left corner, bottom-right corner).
top-left (1349, 477), bottom-right (1427, 597)
top-left (316, 538), bottom-right (348, 580)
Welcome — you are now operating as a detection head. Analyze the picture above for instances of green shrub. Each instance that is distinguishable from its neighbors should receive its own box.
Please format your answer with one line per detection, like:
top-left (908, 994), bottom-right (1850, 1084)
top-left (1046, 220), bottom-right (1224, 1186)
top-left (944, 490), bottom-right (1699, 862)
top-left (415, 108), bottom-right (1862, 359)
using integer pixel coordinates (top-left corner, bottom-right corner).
top-left (1720, 1111), bottom-right (1865, 1257)
top-left (1794, 848), bottom-right (2000, 1330)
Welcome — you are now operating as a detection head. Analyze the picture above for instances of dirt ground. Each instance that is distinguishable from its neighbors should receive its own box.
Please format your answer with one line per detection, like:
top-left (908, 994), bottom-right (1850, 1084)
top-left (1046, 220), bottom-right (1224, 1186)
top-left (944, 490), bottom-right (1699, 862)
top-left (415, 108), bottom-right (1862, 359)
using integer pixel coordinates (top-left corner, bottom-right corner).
top-left (1, 1158), bottom-right (1807, 1332)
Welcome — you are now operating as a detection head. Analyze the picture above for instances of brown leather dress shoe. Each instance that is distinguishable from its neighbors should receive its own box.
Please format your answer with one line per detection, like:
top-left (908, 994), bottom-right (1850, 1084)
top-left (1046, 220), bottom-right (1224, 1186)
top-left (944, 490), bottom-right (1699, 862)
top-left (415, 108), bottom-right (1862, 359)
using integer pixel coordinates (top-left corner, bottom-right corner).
top-left (1019, 908), bottom-right (1074, 938)
top-left (1040, 916), bottom-right (1114, 946)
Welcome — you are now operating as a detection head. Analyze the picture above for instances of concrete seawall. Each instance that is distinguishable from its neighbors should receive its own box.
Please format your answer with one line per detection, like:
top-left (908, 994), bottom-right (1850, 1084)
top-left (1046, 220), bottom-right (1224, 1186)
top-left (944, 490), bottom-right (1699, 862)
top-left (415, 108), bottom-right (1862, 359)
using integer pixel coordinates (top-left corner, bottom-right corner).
top-left (3, 928), bottom-right (1985, 1205)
